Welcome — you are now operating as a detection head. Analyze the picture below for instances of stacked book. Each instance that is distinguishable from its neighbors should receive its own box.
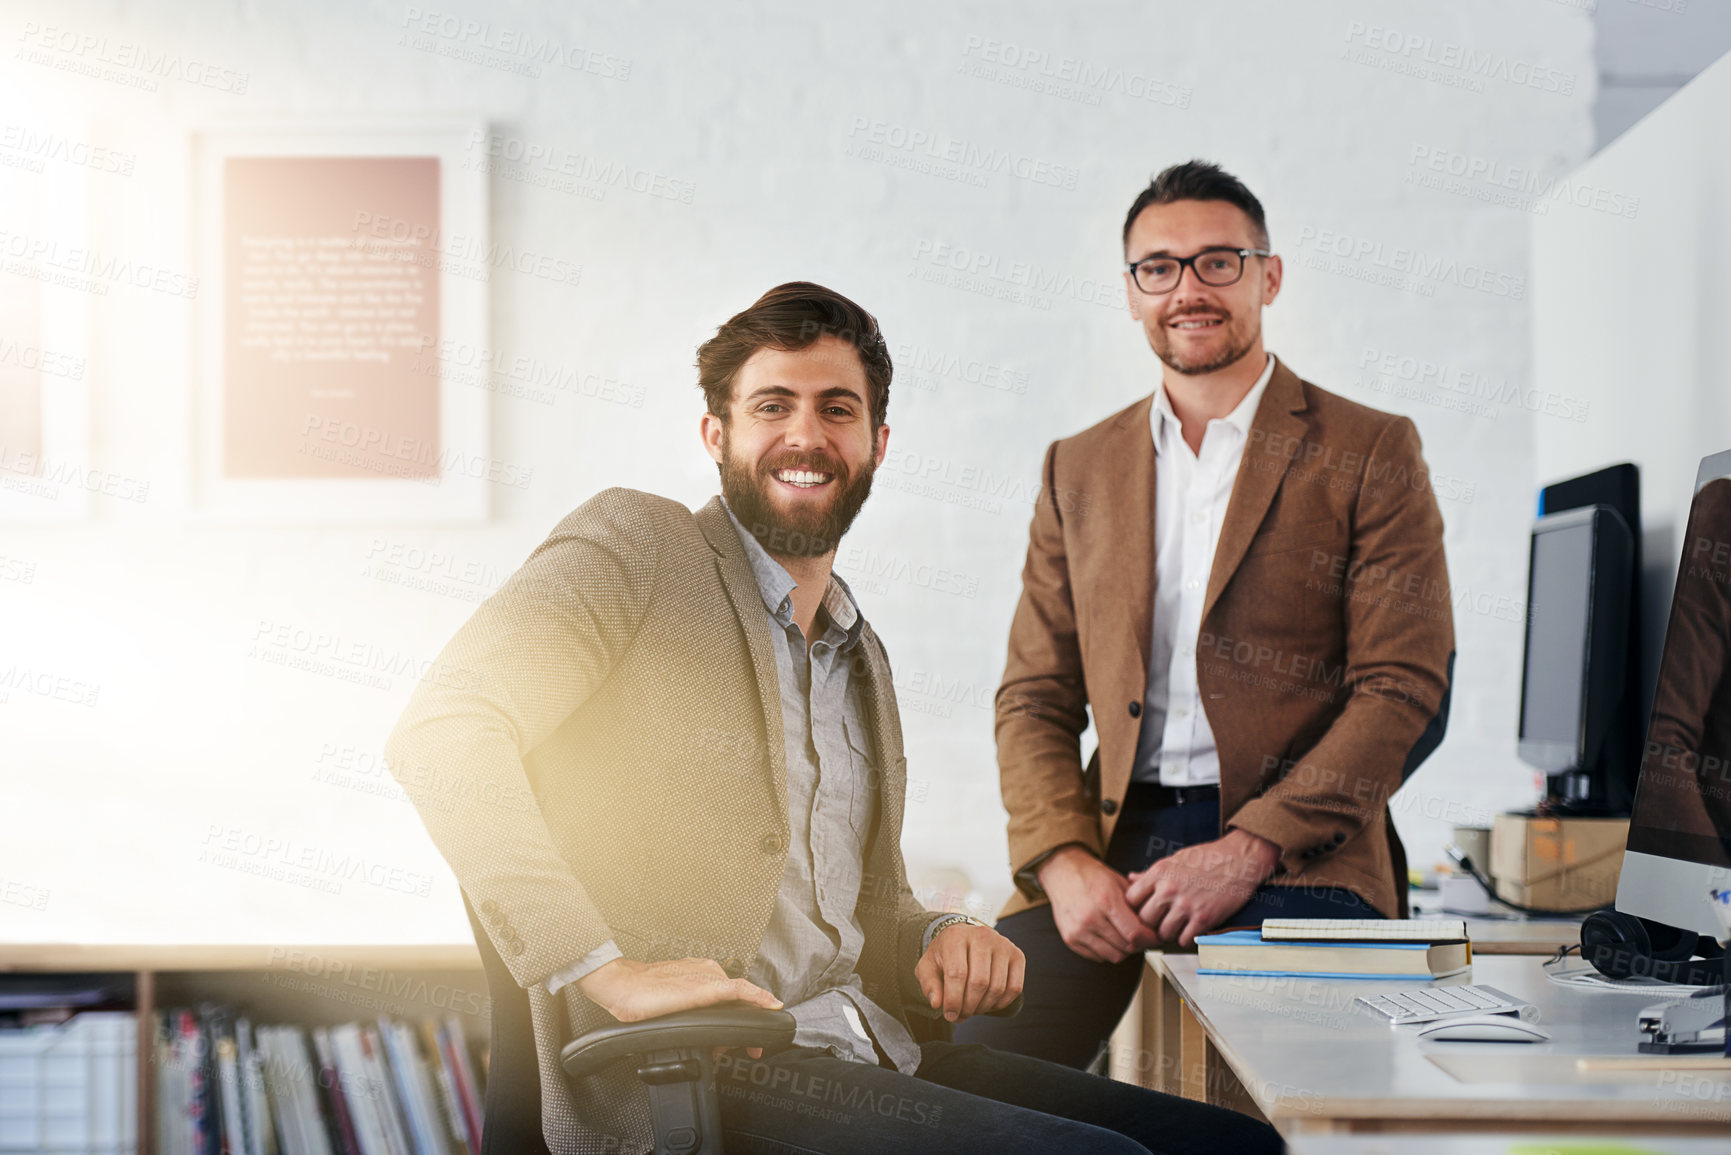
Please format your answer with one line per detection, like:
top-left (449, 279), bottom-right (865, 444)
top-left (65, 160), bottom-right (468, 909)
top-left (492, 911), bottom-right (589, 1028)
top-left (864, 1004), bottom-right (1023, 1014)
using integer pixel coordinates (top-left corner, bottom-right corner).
top-left (1196, 918), bottom-right (1473, 979)
top-left (153, 1007), bottom-right (485, 1155)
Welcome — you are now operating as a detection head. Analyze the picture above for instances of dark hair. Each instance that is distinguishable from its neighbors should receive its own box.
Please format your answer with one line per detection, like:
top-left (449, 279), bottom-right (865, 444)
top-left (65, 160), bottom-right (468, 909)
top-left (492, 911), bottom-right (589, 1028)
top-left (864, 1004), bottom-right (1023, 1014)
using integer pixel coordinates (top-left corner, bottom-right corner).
top-left (696, 282), bottom-right (892, 429)
top-left (1121, 160), bottom-right (1269, 252)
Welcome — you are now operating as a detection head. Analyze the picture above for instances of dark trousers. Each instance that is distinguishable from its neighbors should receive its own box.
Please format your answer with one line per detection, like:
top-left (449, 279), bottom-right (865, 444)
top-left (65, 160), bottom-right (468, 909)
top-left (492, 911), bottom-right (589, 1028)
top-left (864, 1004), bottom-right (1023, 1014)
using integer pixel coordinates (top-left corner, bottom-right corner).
top-left (955, 786), bottom-right (1383, 1069)
top-left (716, 1039), bottom-right (1283, 1154)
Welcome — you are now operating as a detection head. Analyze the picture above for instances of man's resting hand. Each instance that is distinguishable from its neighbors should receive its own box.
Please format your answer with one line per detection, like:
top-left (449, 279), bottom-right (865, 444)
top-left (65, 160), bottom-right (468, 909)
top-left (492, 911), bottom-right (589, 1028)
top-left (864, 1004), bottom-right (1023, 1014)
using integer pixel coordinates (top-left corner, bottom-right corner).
top-left (915, 921), bottom-right (1026, 1022)
top-left (576, 957), bottom-right (783, 1023)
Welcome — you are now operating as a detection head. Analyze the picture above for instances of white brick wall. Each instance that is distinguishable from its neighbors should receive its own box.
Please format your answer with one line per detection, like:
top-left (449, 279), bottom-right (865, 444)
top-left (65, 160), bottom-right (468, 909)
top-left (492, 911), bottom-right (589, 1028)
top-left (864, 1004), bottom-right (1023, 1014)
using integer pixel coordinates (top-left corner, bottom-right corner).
top-left (1536, 52), bottom-right (1731, 715)
top-left (0, 0), bottom-right (1595, 942)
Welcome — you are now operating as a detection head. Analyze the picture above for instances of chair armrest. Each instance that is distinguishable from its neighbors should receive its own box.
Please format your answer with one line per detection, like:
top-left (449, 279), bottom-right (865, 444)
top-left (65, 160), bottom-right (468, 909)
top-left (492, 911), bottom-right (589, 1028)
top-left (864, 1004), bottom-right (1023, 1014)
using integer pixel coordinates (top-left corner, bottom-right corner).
top-left (560, 1004), bottom-right (798, 1081)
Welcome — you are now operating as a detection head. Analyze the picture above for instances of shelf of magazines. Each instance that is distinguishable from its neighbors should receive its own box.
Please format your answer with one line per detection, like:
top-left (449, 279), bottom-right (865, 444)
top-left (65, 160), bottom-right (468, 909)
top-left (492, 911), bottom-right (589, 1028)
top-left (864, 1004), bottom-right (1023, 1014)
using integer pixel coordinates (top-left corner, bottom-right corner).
top-left (153, 1005), bottom-right (485, 1155)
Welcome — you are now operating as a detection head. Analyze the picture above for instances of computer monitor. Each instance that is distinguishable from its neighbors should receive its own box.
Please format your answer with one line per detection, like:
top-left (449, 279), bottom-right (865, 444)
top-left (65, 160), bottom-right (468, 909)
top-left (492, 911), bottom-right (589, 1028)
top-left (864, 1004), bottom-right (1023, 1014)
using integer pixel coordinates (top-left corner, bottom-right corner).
top-left (1618, 449), bottom-right (1731, 937)
top-left (1516, 501), bottom-right (1638, 814)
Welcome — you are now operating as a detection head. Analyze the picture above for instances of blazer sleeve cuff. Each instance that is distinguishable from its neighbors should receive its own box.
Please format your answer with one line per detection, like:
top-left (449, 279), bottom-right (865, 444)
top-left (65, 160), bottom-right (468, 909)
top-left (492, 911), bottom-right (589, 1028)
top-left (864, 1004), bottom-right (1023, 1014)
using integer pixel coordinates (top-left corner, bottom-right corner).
top-left (544, 940), bottom-right (624, 995)
top-left (466, 887), bottom-right (619, 991)
top-left (1227, 799), bottom-right (1339, 878)
top-left (1009, 827), bottom-right (1104, 900)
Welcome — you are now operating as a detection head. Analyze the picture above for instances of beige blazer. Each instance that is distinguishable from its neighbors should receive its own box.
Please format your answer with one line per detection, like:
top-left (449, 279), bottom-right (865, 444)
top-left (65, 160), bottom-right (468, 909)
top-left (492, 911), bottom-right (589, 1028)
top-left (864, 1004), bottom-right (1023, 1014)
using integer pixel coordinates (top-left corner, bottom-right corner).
top-left (385, 490), bottom-right (939, 1155)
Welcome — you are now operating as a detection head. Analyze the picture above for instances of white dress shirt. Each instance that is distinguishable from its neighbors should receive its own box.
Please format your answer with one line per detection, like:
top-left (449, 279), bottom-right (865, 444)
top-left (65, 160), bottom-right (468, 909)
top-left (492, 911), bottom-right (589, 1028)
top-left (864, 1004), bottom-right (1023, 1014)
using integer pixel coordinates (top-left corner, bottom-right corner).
top-left (1131, 354), bottom-right (1276, 786)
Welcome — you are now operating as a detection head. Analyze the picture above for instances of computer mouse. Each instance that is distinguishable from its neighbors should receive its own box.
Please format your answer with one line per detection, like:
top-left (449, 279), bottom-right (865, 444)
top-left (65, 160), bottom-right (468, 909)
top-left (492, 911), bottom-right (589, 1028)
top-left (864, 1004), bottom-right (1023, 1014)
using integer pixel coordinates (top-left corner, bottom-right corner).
top-left (1418, 1015), bottom-right (1552, 1043)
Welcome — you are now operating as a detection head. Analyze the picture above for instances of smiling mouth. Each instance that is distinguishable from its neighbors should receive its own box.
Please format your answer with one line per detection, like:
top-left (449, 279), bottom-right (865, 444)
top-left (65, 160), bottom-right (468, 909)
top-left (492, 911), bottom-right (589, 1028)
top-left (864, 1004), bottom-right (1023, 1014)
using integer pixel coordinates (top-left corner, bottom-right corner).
top-left (1169, 314), bottom-right (1226, 331)
top-left (772, 468), bottom-right (834, 489)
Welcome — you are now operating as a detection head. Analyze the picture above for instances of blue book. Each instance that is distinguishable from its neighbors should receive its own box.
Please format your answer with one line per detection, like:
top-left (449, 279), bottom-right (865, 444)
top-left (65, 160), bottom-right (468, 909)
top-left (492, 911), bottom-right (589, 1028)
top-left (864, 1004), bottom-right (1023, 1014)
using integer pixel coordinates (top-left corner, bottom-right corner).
top-left (1195, 929), bottom-right (1472, 979)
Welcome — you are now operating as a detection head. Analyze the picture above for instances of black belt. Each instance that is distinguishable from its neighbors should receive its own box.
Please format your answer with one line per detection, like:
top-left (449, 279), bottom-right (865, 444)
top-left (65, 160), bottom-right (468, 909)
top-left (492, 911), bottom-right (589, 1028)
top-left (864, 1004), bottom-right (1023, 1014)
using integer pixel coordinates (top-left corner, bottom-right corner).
top-left (1125, 781), bottom-right (1220, 808)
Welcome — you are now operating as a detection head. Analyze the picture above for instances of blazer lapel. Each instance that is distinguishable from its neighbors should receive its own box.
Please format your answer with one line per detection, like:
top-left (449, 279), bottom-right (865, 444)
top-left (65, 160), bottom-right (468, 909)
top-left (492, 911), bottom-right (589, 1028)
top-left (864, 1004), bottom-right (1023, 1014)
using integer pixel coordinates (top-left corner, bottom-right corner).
top-left (1203, 357), bottom-right (1309, 622)
top-left (853, 626), bottom-right (905, 769)
top-left (1094, 397), bottom-right (1158, 677)
top-left (851, 627), bottom-right (907, 848)
top-left (695, 497), bottom-right (789, 824)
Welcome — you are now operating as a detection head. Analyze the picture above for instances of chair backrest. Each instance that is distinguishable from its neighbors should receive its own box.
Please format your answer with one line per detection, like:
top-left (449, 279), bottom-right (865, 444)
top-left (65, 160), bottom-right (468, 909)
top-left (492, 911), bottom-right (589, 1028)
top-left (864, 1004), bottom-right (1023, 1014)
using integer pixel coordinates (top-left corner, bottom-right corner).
top-left (463, 893), bottom-right (554, 1155)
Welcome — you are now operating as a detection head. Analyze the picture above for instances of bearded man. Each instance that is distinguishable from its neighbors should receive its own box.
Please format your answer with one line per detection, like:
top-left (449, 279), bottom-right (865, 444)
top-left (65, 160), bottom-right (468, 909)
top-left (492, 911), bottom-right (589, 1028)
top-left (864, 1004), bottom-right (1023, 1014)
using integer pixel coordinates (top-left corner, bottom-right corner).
top-left (384, 281), bottom-right (1281, 1154)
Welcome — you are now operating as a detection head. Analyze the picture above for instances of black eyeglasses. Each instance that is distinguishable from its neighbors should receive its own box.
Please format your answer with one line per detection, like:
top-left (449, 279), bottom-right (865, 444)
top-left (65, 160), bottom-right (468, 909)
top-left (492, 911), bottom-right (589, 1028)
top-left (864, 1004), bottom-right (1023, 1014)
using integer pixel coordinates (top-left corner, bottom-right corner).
top-left (1126, 247), bottom-right (1272, 294)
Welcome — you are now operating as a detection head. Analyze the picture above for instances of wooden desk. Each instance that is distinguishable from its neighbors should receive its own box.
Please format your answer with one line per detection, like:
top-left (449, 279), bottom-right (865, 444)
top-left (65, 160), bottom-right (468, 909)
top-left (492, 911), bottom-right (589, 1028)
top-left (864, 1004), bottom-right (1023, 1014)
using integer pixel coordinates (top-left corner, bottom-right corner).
top-left (1109, 918), bottom-right (1583, 1092)
top-left (1289, 1136), bottom-right (1731, 1154)
top-left (1154, 953), bottom-right (1731, 1137)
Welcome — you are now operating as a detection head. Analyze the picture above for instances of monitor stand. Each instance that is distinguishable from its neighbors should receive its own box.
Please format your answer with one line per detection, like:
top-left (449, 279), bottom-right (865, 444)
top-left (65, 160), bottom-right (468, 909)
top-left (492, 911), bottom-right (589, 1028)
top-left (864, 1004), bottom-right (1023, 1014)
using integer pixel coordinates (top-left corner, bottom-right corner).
top-left (1538, 768), bottom-right (1631, 818)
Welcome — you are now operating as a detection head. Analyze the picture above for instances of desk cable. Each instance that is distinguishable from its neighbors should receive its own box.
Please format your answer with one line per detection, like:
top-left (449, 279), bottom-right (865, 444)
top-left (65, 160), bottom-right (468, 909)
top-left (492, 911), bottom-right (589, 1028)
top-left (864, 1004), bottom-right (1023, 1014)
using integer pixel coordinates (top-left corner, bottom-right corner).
top-left (1445, 845), bottom-right (1613, 918)
top-left (1539, 944), bottom-right (1715, 996)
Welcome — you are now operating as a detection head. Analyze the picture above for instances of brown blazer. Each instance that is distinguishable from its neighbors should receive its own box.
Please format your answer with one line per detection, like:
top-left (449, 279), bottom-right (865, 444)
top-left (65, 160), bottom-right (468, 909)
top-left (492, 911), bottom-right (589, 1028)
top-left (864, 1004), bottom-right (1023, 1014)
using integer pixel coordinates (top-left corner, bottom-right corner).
top-left (997, 356), bottom-right (1455, 922)
top-left (384, 490), bottom-right (940, 1155)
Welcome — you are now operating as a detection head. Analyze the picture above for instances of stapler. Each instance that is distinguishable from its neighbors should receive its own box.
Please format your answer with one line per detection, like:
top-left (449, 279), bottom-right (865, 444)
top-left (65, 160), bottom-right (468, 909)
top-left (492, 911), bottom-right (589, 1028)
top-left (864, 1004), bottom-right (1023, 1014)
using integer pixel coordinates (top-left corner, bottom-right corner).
top-left (1637, 987), bottom-right (1728, 1054)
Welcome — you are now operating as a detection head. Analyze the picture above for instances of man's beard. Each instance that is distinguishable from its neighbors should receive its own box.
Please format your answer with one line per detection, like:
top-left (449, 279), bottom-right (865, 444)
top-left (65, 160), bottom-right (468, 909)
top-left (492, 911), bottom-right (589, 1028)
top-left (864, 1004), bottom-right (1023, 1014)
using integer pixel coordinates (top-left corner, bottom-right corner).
top-left (1150, 308), bottom-right (1259, 375)
top-left (719, 434), bottom-right (875, 560)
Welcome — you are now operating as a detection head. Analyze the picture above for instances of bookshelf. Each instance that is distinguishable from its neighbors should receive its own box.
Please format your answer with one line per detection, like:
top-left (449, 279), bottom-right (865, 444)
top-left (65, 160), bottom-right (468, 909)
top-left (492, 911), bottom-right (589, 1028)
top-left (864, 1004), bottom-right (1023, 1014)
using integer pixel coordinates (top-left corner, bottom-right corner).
top-left (0, 943), bottom-right (487, 1151)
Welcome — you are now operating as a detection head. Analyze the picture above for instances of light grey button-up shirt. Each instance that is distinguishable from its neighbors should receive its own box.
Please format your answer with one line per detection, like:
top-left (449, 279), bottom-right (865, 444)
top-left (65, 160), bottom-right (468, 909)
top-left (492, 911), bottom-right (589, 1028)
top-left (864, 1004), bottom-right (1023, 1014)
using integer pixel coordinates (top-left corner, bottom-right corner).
top-left (725, 505), bottom-right (923, 1073)
top-left (545, 503), bottom-right (929, 1072)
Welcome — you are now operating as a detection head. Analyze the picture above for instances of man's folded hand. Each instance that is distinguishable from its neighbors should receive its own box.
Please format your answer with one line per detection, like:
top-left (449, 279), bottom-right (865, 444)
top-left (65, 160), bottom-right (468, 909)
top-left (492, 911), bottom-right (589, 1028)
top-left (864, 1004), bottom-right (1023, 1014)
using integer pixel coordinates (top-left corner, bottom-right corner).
top-left (1037, 845), bottom-right (1161, 964)
top-left (1124, 828), bottom-right (1281, 947)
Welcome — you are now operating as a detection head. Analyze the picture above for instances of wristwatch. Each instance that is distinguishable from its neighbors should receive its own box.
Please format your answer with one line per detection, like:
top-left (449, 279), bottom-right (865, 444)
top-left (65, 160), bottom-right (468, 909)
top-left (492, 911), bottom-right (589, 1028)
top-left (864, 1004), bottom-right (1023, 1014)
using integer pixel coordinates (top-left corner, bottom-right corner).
top-left (924, 913), bottom-right (988, 949)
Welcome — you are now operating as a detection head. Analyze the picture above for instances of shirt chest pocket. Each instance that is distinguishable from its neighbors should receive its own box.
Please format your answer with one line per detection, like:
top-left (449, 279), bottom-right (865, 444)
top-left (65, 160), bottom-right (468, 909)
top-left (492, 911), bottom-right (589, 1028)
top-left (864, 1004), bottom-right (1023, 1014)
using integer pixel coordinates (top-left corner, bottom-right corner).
top-left (842, 715), bottom-right (880, 844)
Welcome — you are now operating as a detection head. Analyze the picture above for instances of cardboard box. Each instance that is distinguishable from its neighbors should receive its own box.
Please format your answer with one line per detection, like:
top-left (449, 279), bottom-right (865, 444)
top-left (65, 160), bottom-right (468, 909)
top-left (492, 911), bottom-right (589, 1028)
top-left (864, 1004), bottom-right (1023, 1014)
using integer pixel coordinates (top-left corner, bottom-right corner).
top-left (1490, 813), bottom-right (1630, 910)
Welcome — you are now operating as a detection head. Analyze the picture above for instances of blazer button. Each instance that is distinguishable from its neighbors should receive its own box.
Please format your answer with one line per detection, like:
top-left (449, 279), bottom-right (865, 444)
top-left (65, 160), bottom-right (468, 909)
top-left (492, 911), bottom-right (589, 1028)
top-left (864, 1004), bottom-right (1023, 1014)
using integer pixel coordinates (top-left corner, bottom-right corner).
top-left (479, 899), bottom-right (498, 915)
top-left (1101, 798), bottom-right (1119, 816)
top-left (1128, 701), bottom-right (1141, 718)
top-left (505, 941), bottom-right (525, 957)
top-left (722, 956), bottom-right (746, 978)
top-left (487, 910), bottom-right (506, 928)
top-left (760, 833), bottom-right (782, 855)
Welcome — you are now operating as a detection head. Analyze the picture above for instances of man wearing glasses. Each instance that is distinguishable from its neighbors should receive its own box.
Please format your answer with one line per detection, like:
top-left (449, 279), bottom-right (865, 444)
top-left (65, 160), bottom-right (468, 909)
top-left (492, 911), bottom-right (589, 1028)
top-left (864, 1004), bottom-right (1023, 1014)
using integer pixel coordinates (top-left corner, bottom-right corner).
top-left (958, 161), bottom-right (1456, 1068)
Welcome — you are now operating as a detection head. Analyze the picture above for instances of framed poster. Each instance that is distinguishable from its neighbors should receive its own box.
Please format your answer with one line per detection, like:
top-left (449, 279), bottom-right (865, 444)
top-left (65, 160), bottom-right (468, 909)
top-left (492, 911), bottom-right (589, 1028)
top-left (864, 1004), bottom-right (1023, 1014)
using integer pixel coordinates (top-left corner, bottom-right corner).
top-left (192, 120), bottom-right (488, 522)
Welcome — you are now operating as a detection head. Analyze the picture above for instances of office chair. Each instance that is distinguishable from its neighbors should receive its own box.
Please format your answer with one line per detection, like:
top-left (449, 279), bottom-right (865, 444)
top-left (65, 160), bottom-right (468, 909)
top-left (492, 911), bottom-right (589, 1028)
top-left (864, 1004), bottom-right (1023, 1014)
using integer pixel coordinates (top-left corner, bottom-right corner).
top-left (561, 1003), bottom-right (798, 1155)
top-left (464, 894), bottom-right (794, 1155)
top-left (466, 895), bottom-right (1021, 1155)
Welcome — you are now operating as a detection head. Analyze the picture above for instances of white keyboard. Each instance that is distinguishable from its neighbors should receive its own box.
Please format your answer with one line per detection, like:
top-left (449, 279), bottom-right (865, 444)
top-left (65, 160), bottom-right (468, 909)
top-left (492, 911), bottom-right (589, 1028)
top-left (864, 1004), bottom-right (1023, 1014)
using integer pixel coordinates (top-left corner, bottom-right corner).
top-left (1356, 984), bottom-right (1536, 1026)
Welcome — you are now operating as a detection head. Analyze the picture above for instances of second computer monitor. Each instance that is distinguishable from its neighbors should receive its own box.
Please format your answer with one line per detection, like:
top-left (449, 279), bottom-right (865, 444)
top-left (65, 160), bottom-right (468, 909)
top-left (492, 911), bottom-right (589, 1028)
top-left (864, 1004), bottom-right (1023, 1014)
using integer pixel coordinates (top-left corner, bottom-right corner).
top-left (1517, 503), bottom-right (1637, 814)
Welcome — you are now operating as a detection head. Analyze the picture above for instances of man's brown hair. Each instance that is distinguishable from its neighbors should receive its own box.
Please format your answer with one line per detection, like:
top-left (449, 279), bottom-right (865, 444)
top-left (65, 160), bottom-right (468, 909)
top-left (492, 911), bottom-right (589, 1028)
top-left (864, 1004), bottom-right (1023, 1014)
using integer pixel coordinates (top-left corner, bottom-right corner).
top-left (1122, 159), bottom-right (1270, 251)
top-left (696, 282), bottom-right (892, 428)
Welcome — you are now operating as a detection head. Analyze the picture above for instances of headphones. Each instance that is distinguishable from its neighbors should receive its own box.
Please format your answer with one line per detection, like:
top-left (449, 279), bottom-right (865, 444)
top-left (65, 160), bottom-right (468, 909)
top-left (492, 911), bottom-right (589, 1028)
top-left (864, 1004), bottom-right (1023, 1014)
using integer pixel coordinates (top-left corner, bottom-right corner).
top-left (1580, 911), bottom-right (1726, 987)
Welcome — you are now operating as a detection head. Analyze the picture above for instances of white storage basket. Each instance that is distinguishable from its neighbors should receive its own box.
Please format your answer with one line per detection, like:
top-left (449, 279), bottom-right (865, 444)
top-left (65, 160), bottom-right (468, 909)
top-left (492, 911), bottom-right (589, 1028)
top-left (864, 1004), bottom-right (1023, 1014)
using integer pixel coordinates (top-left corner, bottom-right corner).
top-left (0, 1012), bottom-right (136, 1154)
